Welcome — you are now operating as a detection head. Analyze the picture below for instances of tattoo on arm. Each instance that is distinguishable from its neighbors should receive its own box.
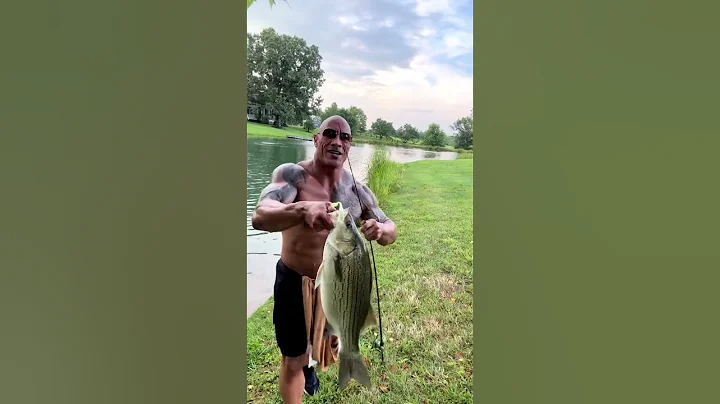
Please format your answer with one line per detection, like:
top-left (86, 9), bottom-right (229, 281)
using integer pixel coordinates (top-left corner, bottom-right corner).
top-left (257, 163), bottom-right (306, 205)
top-left (359, 184), bottom-right (389, 223)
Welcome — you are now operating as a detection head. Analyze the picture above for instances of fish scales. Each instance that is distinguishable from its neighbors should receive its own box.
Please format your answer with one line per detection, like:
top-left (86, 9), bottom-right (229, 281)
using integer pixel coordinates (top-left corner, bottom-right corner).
top-left (332, 245), bottom-right (371, 348)
top-left (316, 203), bottom-right (376, 388)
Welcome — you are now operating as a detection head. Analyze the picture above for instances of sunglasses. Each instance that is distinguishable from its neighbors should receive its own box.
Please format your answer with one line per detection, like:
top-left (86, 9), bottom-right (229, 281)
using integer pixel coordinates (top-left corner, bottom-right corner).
top-left (322, 128), bottom-right (352, 142)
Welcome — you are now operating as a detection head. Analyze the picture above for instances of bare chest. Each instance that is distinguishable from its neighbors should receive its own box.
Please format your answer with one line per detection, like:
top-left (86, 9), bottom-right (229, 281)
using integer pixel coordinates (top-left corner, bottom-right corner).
top-left (296, 179), bottom-right (364, 219)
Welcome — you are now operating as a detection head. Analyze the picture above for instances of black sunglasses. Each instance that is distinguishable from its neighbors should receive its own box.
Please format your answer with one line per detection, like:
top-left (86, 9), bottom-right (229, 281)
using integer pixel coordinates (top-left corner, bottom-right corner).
top-left (322, 128), bottom-right (352, 142)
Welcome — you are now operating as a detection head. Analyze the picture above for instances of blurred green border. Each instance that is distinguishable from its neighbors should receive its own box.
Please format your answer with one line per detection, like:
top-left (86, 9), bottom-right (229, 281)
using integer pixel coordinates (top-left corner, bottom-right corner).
top-left (474, 1), bottom-right (719, 403)
top-left (2, 0), bottom-right (720, 403)
top-left (1, 1), bottom-right (247, 403)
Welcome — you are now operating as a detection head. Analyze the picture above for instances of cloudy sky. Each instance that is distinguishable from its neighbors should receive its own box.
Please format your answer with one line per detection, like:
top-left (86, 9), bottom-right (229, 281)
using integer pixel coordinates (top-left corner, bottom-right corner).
top-left (247, 0), bottom-right (473, 133)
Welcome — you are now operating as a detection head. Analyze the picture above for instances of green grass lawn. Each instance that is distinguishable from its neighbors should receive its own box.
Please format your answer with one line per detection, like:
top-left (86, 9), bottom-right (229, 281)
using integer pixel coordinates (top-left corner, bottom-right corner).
top-left (247, 122), bottom-right (314, 139)
top-left (246, 159), bottom-right (474, 403)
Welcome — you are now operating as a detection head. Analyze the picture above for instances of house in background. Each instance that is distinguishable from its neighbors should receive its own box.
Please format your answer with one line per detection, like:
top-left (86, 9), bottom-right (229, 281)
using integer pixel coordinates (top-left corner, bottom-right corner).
top-left (247, 103), bottom-right (275, 125)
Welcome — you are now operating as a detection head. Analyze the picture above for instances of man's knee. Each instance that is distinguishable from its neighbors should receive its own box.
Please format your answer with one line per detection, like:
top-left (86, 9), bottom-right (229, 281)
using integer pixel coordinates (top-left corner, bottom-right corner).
top-left (281, 352), bottom-right (308, 373)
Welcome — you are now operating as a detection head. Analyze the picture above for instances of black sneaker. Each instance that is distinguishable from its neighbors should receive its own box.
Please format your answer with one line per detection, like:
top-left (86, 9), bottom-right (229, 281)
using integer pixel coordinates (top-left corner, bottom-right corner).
top-left (303, 365), bottom-right (320, 396)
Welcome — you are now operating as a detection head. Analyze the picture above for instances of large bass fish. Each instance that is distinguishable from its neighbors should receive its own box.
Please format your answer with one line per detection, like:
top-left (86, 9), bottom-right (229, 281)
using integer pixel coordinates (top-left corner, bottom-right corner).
top-left (316, 202), bottom-right (376, 388)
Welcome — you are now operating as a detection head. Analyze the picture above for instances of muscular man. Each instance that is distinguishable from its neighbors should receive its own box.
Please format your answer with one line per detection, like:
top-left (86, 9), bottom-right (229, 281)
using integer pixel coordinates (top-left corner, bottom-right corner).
top-left (251, 116), bottom-right (397, 403)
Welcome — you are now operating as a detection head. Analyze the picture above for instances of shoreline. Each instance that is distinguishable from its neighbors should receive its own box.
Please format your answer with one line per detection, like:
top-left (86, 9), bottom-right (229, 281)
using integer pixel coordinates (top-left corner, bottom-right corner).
top-left (246, 122), bottom-right (473, 154)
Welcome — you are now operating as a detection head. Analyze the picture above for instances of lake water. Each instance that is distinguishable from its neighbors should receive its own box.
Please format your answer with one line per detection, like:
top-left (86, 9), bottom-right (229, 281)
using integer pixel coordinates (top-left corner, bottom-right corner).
top-left (246, 137), bottom-right (458, 317)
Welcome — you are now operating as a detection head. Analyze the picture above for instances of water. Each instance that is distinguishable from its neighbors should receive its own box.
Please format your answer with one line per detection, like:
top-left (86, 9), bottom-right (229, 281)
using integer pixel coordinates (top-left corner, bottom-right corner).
top-left (246, 137), bottom-right (458, 316)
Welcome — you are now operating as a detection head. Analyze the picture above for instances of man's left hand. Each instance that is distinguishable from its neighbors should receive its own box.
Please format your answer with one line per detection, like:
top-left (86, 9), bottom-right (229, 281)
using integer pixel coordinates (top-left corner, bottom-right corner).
top-left (360, 219), bottom-right (383, 241)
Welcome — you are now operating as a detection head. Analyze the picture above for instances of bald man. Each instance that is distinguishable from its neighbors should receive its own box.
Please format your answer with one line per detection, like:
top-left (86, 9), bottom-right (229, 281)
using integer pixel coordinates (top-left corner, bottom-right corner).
top-left (251, 115), bottom-right (397, 402)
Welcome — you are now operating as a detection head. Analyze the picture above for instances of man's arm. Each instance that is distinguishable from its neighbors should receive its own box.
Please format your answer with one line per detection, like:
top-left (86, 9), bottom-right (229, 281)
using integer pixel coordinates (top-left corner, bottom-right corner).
top-left (358, 183), bottom-right (397, 246)
top-left (251, 163), bottom-right (314, 232)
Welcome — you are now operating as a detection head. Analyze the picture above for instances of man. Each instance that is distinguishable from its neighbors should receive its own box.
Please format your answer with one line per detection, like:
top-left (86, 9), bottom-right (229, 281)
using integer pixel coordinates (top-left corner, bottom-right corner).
top-left (251, 115), bottom-right (397, 403)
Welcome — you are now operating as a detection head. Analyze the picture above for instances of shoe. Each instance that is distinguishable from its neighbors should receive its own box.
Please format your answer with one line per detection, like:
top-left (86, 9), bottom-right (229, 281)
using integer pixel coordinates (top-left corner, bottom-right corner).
top-left (303, 365), bottom-right (320, 396)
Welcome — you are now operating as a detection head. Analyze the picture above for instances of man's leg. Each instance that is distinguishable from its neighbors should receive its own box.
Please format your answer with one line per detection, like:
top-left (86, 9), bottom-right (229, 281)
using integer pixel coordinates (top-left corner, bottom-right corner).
top-left (272, 260), bottom-right (312, 403)
top-left (279, 351), bottom-right (308, 404)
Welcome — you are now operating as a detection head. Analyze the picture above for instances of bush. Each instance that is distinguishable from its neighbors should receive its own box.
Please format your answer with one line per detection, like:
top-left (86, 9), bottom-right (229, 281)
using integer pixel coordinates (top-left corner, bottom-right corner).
top-left (365, 146), bottom-right (404, 207)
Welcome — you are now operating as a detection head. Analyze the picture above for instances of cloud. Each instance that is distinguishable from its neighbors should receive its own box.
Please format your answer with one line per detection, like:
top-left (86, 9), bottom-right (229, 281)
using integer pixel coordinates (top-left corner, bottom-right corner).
top-left (336, 14), bottom-right (369, 31)
top-left (340, 38), bottom-right (369, 52)
top-left (414, 0), bottom-right (451, 17)
top-left (247, 0), bottom-right (473, 132)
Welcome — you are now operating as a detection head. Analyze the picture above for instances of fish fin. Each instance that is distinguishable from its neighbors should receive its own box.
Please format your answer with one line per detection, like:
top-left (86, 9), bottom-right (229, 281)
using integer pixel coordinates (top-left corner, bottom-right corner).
top-left (324, 323), bottom-right (336, 339)
top-left (362, 306), bottom-right (377, 330)
top-left (314, 259), bottom-right (324, 289)
top-left (338, 352), bottom-right (371, 388)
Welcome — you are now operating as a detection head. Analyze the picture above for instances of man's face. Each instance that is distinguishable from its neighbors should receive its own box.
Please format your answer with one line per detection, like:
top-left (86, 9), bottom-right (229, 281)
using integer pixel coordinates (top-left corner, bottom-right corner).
top-left (313, 117), bottom-right (352, 168)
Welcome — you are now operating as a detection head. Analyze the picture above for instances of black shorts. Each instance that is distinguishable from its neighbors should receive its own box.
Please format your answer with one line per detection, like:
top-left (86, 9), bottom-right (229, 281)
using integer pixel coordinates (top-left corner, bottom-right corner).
top-left (272, 259), bottom-right (308, 358)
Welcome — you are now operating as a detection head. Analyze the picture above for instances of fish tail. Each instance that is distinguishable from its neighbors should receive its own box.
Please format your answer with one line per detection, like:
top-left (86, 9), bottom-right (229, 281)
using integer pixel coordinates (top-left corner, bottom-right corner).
top-left (338, 352), bottom-right (371, 388)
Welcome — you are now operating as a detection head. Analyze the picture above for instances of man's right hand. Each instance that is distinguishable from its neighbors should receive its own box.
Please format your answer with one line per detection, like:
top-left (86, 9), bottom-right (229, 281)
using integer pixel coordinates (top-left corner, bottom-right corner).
top-left (304, 201), bottom-right (336, 232)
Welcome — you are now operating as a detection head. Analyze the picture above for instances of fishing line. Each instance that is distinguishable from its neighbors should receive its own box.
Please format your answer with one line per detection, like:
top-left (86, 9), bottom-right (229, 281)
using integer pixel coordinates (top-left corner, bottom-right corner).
top-left (346, 156), bottom-right (385, 363)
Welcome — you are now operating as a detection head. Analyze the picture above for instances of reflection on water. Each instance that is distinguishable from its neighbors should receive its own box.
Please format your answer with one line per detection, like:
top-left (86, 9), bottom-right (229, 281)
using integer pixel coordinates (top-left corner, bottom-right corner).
top-left (245, 136), bottom-right (457, 316)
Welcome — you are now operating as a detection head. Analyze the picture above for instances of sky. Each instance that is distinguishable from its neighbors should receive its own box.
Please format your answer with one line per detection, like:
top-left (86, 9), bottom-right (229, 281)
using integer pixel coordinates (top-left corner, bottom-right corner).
top-left (247, 0), bottom-right (473, 134)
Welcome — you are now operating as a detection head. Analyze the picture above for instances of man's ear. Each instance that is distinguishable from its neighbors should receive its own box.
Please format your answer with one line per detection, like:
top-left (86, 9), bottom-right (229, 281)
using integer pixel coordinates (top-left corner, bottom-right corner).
top-left (313, 132), bottom-right (319, 147)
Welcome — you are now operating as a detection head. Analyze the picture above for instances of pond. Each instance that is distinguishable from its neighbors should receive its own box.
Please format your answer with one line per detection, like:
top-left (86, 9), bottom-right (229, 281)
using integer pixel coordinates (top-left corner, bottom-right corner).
top-left (246, 137), bottom-right (458, 316)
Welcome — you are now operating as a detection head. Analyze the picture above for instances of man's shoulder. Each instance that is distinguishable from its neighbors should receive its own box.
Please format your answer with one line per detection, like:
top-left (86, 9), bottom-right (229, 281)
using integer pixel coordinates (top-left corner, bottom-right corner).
top-left (273, 161), bottom-right (304, 171)
top-left (272, 162), bottom-right (308, 183)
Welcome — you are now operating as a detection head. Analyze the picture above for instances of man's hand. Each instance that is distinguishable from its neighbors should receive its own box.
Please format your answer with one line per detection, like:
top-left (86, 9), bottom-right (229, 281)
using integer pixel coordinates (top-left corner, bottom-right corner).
top-left (304, 201), bottom-right (336, 232)
top-left (360, 219), bottom-right (384, 241)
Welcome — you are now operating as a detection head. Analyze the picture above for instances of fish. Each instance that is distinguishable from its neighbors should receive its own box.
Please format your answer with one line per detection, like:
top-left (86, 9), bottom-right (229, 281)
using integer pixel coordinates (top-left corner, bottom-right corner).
top-left (315, 202), bottom-right (377, 388)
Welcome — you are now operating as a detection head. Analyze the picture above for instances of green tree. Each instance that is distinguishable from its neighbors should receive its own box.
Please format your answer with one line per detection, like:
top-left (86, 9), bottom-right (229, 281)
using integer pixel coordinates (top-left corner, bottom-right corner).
top-left (370, 118), bottom-right (396, 140)
top-left (319, 103), bottom-right (367, 135)
top-left (347, 106), bottom-right (367, 134)
top-left (247, 28), bottom-right (325, 128)
top-left (423, 123), bottom-right (447, 147)
top-left (452, 109), bottom-right (473, 150)
top-left (302, 118), bottom-right (315, 132)
top-left (247, 0), bottom-right (287, 9)
top-left (320, 102), bottom-right (341, 119)
top-left (397, 123), bottom-right (421, 143)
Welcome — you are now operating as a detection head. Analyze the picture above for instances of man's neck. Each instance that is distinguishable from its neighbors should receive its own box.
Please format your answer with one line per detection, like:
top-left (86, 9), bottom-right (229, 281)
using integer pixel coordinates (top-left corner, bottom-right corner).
top-left (306, 160), bottom-right (344, 189)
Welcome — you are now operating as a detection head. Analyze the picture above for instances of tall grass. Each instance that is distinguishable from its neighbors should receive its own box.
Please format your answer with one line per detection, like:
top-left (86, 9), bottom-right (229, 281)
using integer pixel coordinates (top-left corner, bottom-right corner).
top-left (365, 146), bottom-right (404, 207)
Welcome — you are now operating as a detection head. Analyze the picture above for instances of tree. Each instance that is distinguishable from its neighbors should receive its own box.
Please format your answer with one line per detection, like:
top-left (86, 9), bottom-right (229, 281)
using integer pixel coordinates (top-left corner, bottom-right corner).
top-left (397, 123), bottom-right (421, 143)
top-left (247, 28), bottom-right (325, 128)
top-left (302, 118), bottom-right (315, 132)
top-left (370, 118), bottom-right (396, 140)
top-left (423, 123), bottom-right (447, 147)
top-left (319, 103), bottom-right (367, 135)
top-left (452, 109), bottom-right (473, 150)
top-left (247, 0), bottom-right (287, 9)
top-left (347, 106), bottom-right (367, 134)
top-left (319, 102), bottom-right (341, 120)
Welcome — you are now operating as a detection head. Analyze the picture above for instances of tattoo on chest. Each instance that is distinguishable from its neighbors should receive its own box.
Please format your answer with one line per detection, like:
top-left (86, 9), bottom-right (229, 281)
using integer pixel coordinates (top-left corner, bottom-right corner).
top-left (258, 165), bottom-right (389, 224)
top-left (332, 174), bottom-right (388, 223)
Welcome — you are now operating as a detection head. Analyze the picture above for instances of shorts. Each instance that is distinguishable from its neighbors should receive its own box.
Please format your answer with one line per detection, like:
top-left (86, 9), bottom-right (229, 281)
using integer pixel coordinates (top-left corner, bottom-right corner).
top-left (272, 259), bottom-right (309, 358)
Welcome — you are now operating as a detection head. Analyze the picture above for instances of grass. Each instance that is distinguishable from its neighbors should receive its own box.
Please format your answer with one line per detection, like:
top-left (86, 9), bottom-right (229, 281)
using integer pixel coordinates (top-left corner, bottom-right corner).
top-left (246, 158), bottom-right (474, 403)
top-left (246, 122), bottom-right (474, 155)
top-left (365, 147), bottom-right (404, 207)
top-left (247, 122), bottom-right (314, 139)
